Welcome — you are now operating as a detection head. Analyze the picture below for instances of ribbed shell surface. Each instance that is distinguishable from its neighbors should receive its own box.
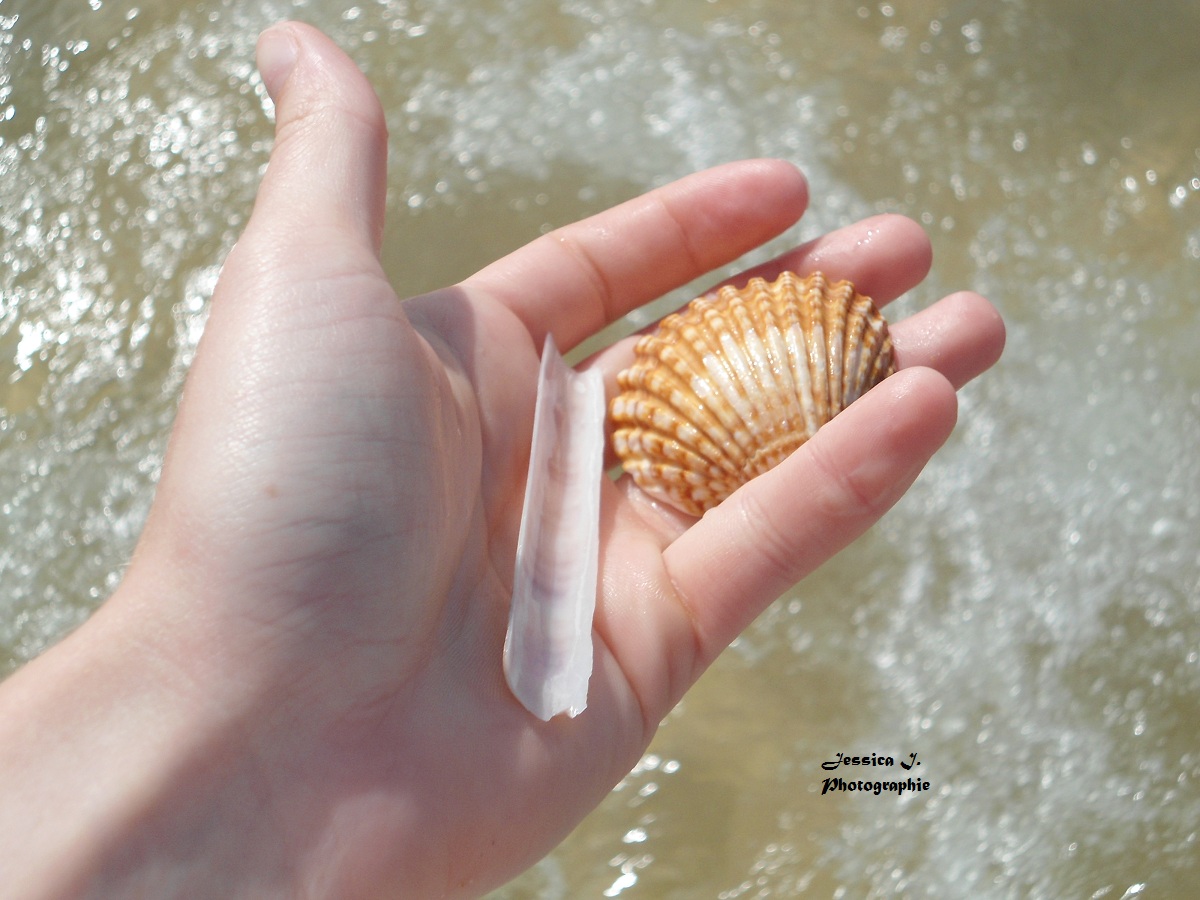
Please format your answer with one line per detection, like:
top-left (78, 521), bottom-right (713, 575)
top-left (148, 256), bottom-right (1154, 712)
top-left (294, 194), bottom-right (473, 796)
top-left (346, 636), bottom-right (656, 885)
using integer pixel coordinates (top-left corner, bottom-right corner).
top-left (611, 271), bottom-right (895, 517)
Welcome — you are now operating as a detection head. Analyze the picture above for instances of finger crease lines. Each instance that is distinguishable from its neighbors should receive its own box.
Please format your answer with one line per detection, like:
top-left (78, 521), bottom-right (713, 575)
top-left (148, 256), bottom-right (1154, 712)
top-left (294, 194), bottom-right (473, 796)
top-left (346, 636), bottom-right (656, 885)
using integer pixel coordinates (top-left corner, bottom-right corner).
top-left (653, 193), bottom-right (706, 286)
top-left (553, 232), bottom-right (619, 337)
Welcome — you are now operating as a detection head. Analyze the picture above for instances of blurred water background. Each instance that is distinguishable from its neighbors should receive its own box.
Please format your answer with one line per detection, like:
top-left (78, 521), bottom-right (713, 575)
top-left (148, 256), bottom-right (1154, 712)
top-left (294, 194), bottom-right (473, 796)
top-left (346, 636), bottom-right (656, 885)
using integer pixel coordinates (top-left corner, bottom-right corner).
top-left (2, 0), bottom-right (1198, 896)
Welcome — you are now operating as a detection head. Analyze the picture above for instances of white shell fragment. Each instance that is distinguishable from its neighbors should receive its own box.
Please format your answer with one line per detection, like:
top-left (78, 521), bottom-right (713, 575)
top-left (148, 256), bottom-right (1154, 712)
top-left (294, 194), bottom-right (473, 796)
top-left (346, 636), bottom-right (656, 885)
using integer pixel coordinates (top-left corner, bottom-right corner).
top-left (503, 334), bottom-right (605, 720)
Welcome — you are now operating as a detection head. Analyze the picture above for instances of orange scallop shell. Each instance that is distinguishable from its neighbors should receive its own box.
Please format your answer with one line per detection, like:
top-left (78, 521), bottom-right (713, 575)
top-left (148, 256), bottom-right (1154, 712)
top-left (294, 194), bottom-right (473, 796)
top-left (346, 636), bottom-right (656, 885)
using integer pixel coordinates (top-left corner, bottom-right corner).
top-left (611, 271), bottom-right (895, 516)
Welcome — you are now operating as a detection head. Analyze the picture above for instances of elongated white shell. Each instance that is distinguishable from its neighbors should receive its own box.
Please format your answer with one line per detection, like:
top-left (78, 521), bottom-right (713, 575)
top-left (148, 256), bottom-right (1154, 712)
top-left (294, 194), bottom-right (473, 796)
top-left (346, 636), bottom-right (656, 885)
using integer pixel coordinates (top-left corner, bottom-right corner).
top-left (503, 334), bottom-right (605, 720)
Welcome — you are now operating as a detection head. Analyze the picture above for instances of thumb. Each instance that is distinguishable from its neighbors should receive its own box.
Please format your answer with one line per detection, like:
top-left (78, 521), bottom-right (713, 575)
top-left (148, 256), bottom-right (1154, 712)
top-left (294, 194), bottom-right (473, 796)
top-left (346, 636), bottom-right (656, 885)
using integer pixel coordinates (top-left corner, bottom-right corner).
top-left (139, 23), bottom-right (401, 570)
top-left (251, 22), bottom-right (388, 257)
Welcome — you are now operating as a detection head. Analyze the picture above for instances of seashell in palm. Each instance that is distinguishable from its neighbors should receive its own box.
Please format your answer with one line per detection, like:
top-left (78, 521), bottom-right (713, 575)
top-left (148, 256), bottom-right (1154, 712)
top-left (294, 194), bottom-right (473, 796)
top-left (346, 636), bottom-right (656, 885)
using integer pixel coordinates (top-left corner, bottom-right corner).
top-left (611, 270), bottom-right (896, 517)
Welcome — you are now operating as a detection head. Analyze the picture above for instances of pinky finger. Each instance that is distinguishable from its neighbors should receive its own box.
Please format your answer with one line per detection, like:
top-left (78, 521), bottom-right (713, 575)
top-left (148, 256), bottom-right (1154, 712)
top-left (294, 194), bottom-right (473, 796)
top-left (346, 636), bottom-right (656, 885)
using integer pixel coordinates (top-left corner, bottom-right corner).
top-left (891, 291), bottom-right (1006, 389)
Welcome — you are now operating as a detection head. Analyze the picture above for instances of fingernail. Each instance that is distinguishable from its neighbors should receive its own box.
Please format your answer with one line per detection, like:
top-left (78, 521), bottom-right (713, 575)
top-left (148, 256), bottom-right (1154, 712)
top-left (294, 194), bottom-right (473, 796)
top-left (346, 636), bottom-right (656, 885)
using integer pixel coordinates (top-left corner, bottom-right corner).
top-left (257, 25), bottom-right (299, 99)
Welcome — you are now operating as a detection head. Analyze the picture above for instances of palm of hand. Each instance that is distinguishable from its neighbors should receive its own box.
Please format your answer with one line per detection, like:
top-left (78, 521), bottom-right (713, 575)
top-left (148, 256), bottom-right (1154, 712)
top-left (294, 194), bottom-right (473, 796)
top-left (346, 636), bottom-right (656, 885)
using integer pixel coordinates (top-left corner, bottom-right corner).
top-left (155, 227), bottom-right (658, 887)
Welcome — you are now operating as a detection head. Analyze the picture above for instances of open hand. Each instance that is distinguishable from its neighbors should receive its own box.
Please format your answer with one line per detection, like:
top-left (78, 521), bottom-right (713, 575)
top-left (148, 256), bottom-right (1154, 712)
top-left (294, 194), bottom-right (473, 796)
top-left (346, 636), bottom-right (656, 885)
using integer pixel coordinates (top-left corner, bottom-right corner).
top-left (0, 21), bottom-right (1003, 899)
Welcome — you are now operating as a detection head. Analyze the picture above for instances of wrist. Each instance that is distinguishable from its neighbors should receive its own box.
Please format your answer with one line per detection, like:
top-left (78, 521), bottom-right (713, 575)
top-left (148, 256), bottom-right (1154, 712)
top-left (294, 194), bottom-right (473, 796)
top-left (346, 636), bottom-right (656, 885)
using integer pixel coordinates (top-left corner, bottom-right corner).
top-left (0, 573), bottom-right (287, 898)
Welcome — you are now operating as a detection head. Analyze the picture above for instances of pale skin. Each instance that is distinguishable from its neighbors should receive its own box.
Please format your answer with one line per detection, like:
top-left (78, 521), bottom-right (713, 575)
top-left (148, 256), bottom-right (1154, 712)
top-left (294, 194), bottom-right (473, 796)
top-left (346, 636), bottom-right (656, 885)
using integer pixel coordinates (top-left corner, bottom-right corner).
top-left (0, 22), bottom-right (1005, 900)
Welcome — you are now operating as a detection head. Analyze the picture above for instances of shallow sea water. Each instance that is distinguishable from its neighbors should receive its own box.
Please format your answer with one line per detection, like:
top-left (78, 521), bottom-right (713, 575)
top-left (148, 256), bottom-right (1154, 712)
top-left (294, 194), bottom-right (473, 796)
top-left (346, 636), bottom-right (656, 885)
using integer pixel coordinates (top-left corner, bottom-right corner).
top-left (2, 1), bottom-right (1198, 897)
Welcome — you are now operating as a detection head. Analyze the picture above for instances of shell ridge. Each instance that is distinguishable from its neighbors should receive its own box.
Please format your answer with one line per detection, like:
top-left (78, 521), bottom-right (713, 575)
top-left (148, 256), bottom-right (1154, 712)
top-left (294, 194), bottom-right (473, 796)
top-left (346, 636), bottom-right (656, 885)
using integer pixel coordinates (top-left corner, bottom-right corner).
top-left (802, 283), bottom-right (831, 435)
top-left (611, 270), bottom-right (896, 516)
top-left (765, 278), bottom-right (809, 439)
top-left (612, 386), bottom-right (745, 477)
top-left (632, 330), bottom-right (750, 470)
top-left (758, 284), bottom-right (803, 451)
top-left (618, 400), bottom-right (741, 474)
top-left (841, 294), bottom-right (873, 405)
top-left (824, 279), bottom-right (854, 414)
top-left (725, 281), bottom-right (788, 455)
top-left (690, 290), bottom-right (774, 464)
top-left (677, 309), bottom-right (752, 446)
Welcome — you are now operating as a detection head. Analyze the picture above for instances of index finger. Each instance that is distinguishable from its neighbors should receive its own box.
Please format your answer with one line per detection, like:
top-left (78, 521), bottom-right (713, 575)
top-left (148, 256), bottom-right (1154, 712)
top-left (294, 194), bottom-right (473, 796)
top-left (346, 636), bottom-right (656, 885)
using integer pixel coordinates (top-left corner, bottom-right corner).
top-left (463, 160), bottom-right (809, 351)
